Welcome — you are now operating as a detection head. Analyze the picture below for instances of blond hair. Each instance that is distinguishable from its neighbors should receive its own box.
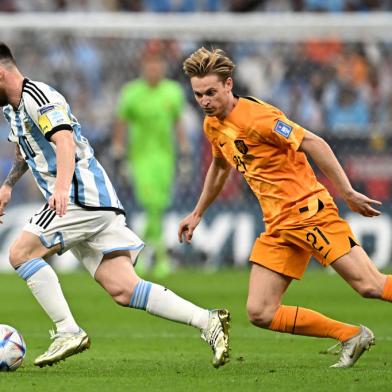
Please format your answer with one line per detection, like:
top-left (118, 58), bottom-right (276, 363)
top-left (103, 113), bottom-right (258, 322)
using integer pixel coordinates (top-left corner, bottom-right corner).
top-left (183, 47), bottom-right (235, 81)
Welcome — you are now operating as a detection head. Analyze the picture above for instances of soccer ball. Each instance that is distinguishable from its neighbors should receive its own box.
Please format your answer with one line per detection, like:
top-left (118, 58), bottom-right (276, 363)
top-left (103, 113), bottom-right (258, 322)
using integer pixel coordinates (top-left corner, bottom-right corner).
top-left (0, 324), bottom-right (26, 372)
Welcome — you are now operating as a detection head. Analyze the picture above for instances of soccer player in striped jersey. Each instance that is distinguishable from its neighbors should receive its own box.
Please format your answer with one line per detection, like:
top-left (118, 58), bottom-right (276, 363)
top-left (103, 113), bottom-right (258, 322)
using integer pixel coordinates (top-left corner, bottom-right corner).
top-left (0, 42), bottom-right (230, 368)
top-left (179, 47), bottom-right (392, 368)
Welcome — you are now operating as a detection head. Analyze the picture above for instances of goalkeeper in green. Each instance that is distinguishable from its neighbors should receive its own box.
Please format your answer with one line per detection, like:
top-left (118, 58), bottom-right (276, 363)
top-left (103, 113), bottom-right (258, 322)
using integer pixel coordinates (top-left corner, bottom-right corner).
top-left (113, 51), bottom-right (188, 278)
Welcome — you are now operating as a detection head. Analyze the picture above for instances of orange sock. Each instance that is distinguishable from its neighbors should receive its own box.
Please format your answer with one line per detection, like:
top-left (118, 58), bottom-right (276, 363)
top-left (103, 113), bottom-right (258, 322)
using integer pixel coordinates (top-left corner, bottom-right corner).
top-left (269, 305), bottom-right (360, 342)
top-left (381, 275), bottom-right (392, 302)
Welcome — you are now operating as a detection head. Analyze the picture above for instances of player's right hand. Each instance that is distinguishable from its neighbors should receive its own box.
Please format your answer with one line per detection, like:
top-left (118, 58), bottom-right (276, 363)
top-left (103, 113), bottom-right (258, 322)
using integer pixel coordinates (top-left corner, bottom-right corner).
top-left (178, 212), bottom-right (201, 244)
top-left (49, 188), bottom-right (69, 217)
top-left (344, 189), bottom-right (382, 217)
top-left (0, 184), bottom-right (12, 224)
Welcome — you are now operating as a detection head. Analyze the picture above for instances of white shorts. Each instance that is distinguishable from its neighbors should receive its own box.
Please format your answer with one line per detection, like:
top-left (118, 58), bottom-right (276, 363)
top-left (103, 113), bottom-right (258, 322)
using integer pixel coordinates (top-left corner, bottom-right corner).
top-left (24, 203), bottom-right (144, 276)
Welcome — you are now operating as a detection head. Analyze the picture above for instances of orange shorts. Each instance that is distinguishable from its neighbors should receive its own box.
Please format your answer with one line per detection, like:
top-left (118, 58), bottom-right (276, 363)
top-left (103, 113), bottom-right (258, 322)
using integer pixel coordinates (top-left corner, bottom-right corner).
top-left (250, 202), bottom-right (358, 280)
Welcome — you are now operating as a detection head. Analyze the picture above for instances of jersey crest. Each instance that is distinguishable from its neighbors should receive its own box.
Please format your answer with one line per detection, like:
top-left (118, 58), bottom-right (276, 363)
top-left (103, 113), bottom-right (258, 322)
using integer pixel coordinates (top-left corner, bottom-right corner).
top-left (23, 118), bottom-right (32, 132)
top-left (234, 139), bottom-right (248, 154)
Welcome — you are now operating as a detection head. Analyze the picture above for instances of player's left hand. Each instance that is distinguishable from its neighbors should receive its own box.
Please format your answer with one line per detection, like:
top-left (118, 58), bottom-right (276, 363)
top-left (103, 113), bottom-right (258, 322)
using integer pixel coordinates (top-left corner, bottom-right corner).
top-left (178, 211), bottom-right (202, 244)
top-left (49, 188), bottom-right (69, 217)
top-left (344, 190), bottom-right (382, 217)
top-left (0, 184), bottom-right (12, 224)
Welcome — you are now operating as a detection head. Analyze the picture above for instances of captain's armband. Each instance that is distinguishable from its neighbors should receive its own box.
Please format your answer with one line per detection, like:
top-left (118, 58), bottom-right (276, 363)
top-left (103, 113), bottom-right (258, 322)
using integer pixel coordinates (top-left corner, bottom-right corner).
top-left (37, 104), bottom-right (72, 138)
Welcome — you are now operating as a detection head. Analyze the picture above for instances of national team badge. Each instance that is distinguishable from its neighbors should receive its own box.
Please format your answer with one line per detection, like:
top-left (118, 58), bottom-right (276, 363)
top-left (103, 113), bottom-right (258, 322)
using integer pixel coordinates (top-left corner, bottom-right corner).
top-left (234, 139), bottom-right (248, 154)
top-left (274, 120), bottom-right (292, 138)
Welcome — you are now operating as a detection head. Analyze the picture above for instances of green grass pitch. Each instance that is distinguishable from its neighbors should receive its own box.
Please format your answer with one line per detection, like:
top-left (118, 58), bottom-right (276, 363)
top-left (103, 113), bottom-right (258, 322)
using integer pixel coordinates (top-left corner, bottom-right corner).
top-left (1, 268), bottom-right (391, 391)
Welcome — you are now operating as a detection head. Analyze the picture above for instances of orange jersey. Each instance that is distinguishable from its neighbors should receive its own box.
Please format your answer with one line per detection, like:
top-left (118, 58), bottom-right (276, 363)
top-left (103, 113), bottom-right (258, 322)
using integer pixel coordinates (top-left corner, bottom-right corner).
top-left (203, 96), bottom-right (335, 231)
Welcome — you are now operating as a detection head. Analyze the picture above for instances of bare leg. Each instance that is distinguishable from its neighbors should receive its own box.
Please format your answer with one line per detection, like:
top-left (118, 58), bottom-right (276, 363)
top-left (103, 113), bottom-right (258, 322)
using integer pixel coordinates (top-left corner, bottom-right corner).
top-left (332, 245), bottom-right (387, 298)
top-left (94, 250), bottom-right (230, 367)
top-left (247, 263), bottom-right (360, 341)
top-left (247, 263), bottom-right (292, 327)
top-left (10, 230), bottom-right (79, 333)
top-left (94, 250), bottom-right (210, 328)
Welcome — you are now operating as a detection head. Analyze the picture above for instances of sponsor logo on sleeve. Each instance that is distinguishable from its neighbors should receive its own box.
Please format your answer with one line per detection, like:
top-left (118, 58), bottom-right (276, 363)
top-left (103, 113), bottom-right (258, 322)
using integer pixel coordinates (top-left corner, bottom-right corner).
top-left (38, 105), bottom-right (55, 115)
top-left (274, 120), bottom-right (292, 138)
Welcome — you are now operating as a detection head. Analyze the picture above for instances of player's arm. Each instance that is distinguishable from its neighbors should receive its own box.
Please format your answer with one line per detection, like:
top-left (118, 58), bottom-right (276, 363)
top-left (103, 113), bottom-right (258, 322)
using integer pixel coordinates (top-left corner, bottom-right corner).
top-left (174, 86), bottom-right (189, 155)
top-left (112, 119), bottom-right (127, 159)
top-left (178, 157), bottom-right (231, 243)
top-left (0, 145), bottom-right (28, 223)
top-left (50, 131), bottom-right (76, 217)
top-left (299, 130), bottom-right (381, 217)
top-left (112, 85), bottom-right (133, 160)
top-left (24, 87), bottom-right (76, 217)
top-left (175, 117), bottom-right (190, 155)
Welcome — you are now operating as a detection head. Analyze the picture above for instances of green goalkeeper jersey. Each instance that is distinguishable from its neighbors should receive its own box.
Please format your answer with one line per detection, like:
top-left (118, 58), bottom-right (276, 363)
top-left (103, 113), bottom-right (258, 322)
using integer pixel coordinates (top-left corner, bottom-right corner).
top-left (117, 78), bottom-right (184, 208)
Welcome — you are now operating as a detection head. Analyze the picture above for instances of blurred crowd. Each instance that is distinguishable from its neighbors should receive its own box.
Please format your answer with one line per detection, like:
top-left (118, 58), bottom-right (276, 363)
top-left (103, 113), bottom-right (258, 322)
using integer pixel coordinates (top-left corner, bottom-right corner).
top-left (1, 14), bottom-right (392, 210)
top-left (0, 0), bottom-right (392, 12)
top-left (236, 40), bottom-right (392, 136)
top-left (2, 35), bottom-right (392, 138)
top-left (1, 33), bottom-right (392, 208)
top-left (0, 4), bottom-right (391, 268)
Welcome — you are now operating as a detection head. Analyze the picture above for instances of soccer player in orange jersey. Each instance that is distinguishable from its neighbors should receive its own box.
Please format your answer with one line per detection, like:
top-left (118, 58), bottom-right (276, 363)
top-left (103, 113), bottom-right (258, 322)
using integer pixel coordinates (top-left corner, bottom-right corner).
top-left (178, 47), bottom-right (392, 368)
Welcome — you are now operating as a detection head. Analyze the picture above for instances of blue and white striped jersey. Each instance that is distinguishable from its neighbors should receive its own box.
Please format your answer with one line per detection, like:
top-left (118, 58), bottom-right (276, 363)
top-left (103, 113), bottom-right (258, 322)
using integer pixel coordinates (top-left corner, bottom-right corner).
top-left (3, 78), bottom-right (125, 214)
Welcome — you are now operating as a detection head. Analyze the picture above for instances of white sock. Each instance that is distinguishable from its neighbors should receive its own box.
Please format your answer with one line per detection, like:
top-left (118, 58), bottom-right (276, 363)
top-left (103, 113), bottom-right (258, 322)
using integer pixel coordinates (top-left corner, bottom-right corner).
top-left (16, 258), bottom-right (80, 334)
top-left (144, 282), bottom-right (209, 329)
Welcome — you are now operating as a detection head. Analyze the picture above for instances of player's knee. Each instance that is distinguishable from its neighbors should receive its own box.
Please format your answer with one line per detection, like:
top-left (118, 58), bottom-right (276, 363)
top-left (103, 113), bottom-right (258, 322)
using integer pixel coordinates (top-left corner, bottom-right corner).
top-left (96, 273), bottom-right (135, 306)
top-left (109, 286), bottom-right (132, 306)
top-left (9, 242), bottom-right (30, 268)
top-left (247, 304), bottom-right (274, 328)
top-left (109, 289), bottom-right (130, 306)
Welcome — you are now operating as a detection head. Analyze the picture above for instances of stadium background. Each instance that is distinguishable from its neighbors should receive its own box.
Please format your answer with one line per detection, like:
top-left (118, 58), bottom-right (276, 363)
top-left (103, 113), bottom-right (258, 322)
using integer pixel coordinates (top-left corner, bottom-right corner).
top-left (1, 0), bottom-right (392, 273)
top-left (2, 3), bottom-right (392, 391)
